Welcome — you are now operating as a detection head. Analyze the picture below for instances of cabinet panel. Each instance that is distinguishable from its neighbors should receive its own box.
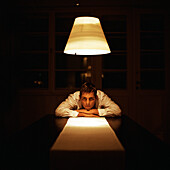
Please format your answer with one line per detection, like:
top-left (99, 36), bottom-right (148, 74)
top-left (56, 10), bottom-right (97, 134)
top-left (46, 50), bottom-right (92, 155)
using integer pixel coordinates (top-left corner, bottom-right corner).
top-left (102, 72), bottom-right (127, 89)
top-left (107, 34), bottom-right (126, 50)
top-left (140, 52), bottom-right (164, 69)
top-left (55, 71), bottom-right (86, 88)
top-left (140, 71), bottom-right (165, 89)
top-left (55, 17), bottom-right (74, 32)
top-left (103, 53), bottom-right (127, 69)
top-left (102, 14), bottom-right (128, 90)
top-left (20, 71), bottom-right (48, 88)
top-left (133, 10), bottom-right (167, 141)
top-left (17, 13), bottom-right (49, 89)
top-left (55, 15), bottom-right (86, 88)
top-left (101, 15), bottom-right (127, 32)
top-left (17, 13), bottom-right (49, 32)
top-left (136, 95), bottom-right (164, 134)
top-left (139, 14), bottom-right (165, 90)
top-left (20, 35), bottom-right (48, 51)
top-left (55, 53), bottom-right (86, 69)
top-left (20, 53), bottom-right (48, 69)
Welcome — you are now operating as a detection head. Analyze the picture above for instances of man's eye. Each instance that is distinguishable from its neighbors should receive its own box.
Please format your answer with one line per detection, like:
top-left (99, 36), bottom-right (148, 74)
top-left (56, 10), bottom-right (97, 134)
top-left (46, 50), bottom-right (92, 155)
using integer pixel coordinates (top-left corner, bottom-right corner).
top-left (90, 98), bottom-right (95, 101)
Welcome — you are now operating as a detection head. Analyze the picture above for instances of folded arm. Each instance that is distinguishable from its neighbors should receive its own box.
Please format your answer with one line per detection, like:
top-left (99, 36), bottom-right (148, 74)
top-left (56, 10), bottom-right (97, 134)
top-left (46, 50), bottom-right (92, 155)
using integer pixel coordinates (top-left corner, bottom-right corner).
top-left (55, 93), bottom-right (79, 117)
top-left (55, 91), bottom-right (122, 117)
top-left (97, 91), bottom-right (122, 117)
top-left (76, 109), bottom-right (99, 117)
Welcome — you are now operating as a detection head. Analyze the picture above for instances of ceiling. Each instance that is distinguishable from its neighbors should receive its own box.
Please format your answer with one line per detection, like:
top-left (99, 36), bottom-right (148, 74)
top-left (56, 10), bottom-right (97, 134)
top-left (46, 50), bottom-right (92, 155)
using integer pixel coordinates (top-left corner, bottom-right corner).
top-left (3, 0), bottom-right (169, 9)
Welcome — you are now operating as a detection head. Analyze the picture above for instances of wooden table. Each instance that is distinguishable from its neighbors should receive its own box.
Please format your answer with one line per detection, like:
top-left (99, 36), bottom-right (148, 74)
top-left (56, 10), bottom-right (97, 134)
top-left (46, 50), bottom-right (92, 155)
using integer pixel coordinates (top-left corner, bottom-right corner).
top-left (2, 114), bottom-right (170, 170)
top-left (50, 117), bottom-right (125, 170)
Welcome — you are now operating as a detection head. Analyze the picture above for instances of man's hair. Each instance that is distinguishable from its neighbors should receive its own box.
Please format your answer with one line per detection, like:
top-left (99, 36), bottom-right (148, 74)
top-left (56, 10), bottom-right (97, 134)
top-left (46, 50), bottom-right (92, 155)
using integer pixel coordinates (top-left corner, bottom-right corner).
top-left (80, 82), bottom-right (97, 97)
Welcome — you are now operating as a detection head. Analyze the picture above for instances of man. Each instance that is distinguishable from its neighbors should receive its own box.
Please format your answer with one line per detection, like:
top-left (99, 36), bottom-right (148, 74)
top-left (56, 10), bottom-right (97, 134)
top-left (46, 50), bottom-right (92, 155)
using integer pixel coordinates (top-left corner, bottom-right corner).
top-left (55, 82), bottom-right (121, 117)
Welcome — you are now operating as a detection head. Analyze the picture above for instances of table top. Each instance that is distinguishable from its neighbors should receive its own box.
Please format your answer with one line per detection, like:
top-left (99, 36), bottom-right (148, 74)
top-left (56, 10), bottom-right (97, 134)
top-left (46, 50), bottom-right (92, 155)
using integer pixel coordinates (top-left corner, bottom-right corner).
top-left (2, 114), bottom-right (170, 170)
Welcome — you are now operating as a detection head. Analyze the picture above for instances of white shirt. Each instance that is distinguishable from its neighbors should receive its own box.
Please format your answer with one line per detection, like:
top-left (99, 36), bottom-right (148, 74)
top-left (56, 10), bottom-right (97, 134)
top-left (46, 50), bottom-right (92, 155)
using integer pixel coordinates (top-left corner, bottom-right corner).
top-left (55, 90), bottom-right (121, 117)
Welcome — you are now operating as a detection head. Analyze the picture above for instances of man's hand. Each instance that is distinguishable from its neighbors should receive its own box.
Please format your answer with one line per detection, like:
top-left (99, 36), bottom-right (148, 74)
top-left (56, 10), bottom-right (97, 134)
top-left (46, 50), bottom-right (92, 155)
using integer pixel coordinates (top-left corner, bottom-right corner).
top-left (76, 109), bottom-right (99, 117)
top-left (77, 112), bottom-right (99, 117)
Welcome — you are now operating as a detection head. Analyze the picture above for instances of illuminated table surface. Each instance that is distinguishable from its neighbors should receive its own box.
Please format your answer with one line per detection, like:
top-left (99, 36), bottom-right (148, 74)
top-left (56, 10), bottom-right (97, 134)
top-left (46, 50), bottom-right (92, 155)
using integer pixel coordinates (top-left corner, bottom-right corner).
top-left (51, 117), bottom-right (124, 151)
top-left (2, 115), bottom-right (169, 170)
top-left (50, 117), bottom-right (125, 170)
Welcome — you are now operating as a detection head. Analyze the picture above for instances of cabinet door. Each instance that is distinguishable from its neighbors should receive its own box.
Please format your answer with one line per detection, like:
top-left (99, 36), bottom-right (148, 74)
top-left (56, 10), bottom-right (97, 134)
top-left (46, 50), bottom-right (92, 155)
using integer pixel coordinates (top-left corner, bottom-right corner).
top-left (101, 13), bottom-right (131, 115)
top-left (17, 13), bottom-right (49, 89)
top-left (101, 15), bottom-right (127, 89)
top-left (55, 15), bottom-right (87, 89)
top-left (133, 11), bottom-right (166, 139)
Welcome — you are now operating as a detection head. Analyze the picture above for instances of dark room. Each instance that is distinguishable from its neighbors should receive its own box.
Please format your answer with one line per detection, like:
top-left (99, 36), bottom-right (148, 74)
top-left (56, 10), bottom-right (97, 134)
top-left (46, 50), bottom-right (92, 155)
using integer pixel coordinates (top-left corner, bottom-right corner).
top-left (1, 0), bottom-right (170, 169)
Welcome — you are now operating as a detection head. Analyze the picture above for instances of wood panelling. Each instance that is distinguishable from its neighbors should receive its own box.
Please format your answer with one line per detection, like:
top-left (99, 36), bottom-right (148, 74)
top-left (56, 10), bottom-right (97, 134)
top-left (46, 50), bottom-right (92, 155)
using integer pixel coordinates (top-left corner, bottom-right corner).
top-left (1, 1), bottom-right (170, 145)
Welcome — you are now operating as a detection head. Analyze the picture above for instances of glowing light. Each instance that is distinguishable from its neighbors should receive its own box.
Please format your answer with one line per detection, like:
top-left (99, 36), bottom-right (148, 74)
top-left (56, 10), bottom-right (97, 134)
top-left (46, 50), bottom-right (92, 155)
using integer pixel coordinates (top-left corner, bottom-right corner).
top-left (66, 117), bottom-right (109, 127)
top-left (64, 16), bottom-right (111, 55)
top-left (51, 117), bottom-right (125, 152)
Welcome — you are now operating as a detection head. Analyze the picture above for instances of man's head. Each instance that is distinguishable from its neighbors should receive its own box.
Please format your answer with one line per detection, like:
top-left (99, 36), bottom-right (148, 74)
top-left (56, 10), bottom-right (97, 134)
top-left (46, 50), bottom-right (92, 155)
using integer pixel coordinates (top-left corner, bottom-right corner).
top-left (80, 82), bottom-right (97, 110)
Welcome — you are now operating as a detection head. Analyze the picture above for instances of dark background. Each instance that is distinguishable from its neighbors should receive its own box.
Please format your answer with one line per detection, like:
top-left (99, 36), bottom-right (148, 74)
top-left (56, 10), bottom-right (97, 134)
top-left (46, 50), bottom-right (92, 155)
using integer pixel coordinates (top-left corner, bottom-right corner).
top-left (1, 0), bottom-right (170, 145)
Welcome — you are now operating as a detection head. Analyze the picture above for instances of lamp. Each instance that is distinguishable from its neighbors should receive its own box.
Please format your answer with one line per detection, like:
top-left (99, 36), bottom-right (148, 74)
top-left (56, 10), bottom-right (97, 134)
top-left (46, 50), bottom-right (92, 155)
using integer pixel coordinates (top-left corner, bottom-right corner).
top-left (64, 16), bottom-right (111, 55)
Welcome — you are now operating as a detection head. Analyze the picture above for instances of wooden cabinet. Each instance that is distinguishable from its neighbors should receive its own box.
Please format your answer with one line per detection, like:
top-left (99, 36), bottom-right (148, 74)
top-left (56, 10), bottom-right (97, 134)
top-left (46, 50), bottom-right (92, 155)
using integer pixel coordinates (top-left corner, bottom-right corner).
top-left (55, 16), bottom-right (86, 88)
top-left (132, 9), bottom-right (168, 140)
top-left (138, 13), bottom-right (165, 90)
top-left (14, 8), bottom-right (169, 141)
top-left (101, 15), bottom-right (127, 89)
top-left (17, 13), bottom-right (49, 89)
top-left (16, 11), bottom-right (130, 90)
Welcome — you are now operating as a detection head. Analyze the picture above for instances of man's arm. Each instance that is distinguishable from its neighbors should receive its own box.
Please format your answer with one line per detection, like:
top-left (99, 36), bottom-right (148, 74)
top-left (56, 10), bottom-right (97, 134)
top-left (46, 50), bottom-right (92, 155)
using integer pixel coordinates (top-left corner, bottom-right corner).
top-left (97, 91), bottom-right (122, 117)
top-left (55, 92), bottom-right (79, 117)
top-left (76, 109), bottom-right (99, 117)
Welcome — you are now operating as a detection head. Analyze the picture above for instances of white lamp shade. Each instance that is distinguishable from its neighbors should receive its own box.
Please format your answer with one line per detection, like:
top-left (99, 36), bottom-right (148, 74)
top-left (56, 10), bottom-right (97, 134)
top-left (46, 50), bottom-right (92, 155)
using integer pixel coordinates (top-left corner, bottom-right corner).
top-left (64, 16), bottom-right (111, 55)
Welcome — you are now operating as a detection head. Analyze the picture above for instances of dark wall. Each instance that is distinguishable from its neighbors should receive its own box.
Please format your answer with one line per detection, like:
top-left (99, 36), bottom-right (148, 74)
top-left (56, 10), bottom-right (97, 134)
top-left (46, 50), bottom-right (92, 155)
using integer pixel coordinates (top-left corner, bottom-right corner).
top-left (1, 0), bottom-right (170, 142)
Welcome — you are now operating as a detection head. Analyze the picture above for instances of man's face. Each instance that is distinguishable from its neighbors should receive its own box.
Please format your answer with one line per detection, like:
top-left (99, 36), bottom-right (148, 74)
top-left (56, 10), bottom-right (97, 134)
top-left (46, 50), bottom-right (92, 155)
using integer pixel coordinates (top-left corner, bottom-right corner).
top-left (80, 92), bottom-right (96, 110)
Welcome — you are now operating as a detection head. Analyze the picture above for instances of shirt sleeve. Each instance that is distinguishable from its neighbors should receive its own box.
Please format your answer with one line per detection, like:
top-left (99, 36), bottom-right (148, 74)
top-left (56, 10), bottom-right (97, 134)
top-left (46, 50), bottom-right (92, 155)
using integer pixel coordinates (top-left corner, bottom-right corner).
top-left (97, 91), bottom-right (122, 117)
top-left (55, 92), bottom-right (79, 117)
